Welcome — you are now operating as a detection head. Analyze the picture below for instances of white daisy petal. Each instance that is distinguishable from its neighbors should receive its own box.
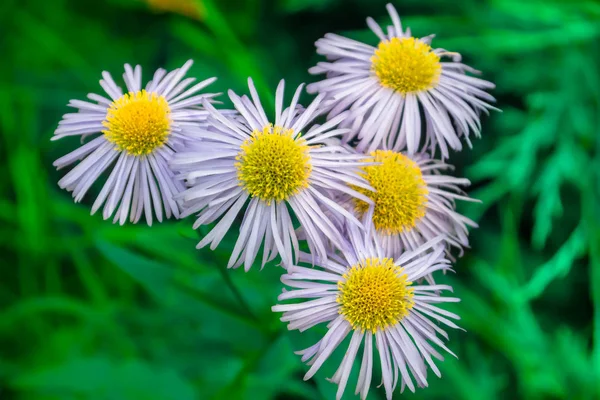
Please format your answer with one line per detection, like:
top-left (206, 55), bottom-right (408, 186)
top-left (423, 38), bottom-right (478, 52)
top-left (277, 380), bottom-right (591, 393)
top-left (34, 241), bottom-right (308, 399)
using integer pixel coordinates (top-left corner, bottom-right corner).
top-left (331, 329), bottom-right (363, 400)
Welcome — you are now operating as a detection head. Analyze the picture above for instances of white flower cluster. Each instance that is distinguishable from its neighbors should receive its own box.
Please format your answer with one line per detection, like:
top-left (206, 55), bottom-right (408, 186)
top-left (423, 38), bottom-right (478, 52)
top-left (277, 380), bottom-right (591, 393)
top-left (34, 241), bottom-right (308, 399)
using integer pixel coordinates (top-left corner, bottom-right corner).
top-left (52, 4), bottom-right (495, 399)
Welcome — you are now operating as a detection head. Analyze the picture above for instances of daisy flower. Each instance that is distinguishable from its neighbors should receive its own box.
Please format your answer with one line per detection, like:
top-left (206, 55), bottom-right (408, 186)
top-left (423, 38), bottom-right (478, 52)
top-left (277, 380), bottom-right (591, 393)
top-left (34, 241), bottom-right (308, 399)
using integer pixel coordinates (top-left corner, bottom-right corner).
top-left (52, 60), bottom-right (217, 225)
top-left (343, 149), bottom-right (478, 258)
top-left (307, 3), bottom-right (497, 158)
top-left (172, 79), bottom-right (372, 271)
top-left (272, 222), bottom-right (461, 399)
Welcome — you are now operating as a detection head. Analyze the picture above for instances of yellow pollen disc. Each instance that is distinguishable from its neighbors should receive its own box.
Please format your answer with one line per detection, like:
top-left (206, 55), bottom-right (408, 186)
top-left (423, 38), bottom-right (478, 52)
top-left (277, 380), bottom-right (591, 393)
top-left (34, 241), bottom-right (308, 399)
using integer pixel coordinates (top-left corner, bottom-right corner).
top-left (102, 90), bottom-right (171, 156)
top-left (337, 257), bottom-right (414, 333)
top-left (371, 37), bottom-right (442, 94)
top-left (353, 150), bottom-right (428, 235)
top-left (236, 124), bottom-right (312, 204)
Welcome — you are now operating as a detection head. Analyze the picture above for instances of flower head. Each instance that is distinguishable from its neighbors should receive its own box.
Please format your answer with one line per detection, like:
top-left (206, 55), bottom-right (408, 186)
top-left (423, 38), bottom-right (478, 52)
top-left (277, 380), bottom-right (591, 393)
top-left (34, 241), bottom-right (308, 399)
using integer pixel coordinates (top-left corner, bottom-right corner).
top-left (52, 60), bottom-right (217, 225)
top-left (307, 3), bottom-right (498, 158)
top-left (341, 149), bottom-right (478, 258)
top-left (273, 224), bottom-right (461, 399)
top-left (172, 79), bottom-right (372, 271)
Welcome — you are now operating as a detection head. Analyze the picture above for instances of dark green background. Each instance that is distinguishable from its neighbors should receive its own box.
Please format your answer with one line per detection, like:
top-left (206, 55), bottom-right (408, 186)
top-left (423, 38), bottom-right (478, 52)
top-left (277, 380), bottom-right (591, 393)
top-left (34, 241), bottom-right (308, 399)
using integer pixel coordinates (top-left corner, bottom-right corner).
top-left (1, 0), bottom-right (599, 398)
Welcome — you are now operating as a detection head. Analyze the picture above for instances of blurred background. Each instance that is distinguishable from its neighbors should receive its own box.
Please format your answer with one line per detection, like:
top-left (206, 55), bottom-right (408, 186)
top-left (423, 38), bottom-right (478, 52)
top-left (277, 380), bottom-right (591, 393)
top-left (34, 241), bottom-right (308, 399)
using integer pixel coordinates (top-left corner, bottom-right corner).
top-left (1, 0), bottom-right (599, 398)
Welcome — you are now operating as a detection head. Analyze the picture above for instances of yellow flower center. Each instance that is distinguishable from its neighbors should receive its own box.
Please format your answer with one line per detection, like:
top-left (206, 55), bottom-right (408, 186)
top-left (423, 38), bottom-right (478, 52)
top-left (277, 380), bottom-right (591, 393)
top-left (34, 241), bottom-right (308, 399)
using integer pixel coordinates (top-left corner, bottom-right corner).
top-left (371, 37), bottom-right (441, 94)
top-left (236, 125), bottom-right (312, 204)
top-left (337, 257), bottom-right (414, 333)
top-left (102, 90), bottom-right (171, 156)
top-left (354, 150), bottom-right (428, 235)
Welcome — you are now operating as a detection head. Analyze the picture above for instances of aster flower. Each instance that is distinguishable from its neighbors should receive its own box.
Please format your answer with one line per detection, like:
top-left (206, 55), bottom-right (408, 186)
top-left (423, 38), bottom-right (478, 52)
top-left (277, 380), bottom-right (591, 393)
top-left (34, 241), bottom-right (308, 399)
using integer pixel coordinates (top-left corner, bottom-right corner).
top-left (52, 60), bottom-right (217, 225)
top-left (272, 222), bottom-right (461, 399)
top-left (340, 149), bottom-right (478, 258)
top-left (172, 79), bottom-right (372, 271)
top-left (307, 3), bottom-right (497, 158)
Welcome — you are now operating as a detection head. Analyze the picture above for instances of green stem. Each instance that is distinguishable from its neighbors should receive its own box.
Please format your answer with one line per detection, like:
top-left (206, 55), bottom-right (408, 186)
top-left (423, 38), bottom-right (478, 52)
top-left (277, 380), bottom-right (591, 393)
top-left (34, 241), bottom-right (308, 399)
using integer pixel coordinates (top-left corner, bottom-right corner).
top-left (206, 249), bottom-right (259, 323)
top-left (193, 230), bottom-right (259, 323)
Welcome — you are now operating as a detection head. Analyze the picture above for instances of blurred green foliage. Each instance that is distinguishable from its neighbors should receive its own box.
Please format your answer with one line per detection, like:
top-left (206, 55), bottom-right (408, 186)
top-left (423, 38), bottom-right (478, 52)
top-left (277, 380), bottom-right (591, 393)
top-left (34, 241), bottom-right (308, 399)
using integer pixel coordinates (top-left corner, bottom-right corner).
top-left (1, 0), bottom-right (599, 398)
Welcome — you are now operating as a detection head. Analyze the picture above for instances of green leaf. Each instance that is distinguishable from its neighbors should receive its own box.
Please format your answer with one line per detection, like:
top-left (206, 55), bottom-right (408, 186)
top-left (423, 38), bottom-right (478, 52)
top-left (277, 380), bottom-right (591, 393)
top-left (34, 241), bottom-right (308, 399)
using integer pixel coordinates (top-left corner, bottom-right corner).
top-left (279, 0), bottom-right (339, 13)
top-left (531, 154), bottom-right (564, 249)
top-left (12, 356), bottom-right (197, 400)
top-left (519, 225), bottom-right (587, 301)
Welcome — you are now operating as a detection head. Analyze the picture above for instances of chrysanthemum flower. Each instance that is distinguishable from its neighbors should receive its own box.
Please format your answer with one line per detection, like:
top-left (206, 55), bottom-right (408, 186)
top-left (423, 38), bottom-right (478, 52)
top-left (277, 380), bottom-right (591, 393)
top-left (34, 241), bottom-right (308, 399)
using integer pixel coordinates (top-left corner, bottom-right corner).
top-left (52, 60), bottom-right (217, 225)
top-left (273, 223), bottom-right (461, 399)
top-left (342, 149), bottom-right (478, 258)
top-left (307, 3), bottom-right (497, 158)
top-left (172, 79), bottom-right (372, 271)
